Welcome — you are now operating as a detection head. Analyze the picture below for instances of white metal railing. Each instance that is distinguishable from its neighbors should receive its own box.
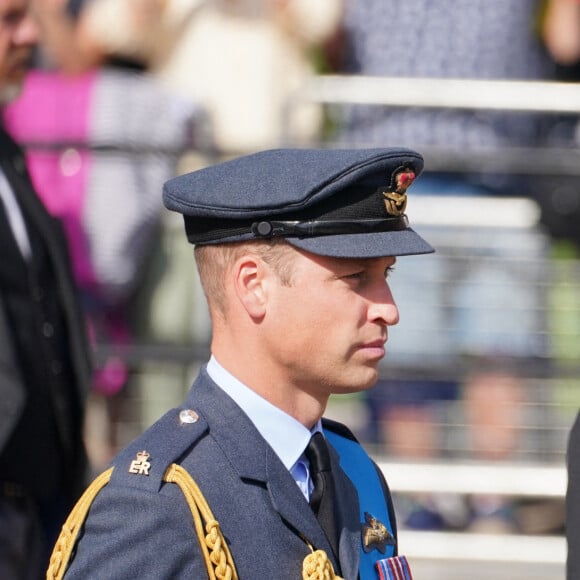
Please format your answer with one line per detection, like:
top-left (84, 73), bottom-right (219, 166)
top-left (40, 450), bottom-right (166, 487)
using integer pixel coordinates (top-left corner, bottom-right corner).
top-left (282, 75), bottom-right (580, 177)
top-left (285, 75), bottom-right (580, 114)
top-left (377, 460), bottom-right (566, 498)
top-left (378, 460), bottom-right (566, 569)
top-left (400, 530), bottom-right (565, 566)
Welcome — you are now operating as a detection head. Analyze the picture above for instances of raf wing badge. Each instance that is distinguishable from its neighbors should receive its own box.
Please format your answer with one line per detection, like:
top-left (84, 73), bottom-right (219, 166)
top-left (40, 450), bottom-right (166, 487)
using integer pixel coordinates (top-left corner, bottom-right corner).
top-left (382, 167), bottom-right (415, 216)
top-left (361, 512), bottom-right (395, 554)
top-left (128, 450), bottom-right (151, 476)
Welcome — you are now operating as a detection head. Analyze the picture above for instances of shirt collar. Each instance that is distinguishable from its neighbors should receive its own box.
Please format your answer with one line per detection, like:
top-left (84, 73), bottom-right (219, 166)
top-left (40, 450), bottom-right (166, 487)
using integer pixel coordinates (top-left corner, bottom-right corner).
top-left (0, 168), bottom-right (31, 259)
top-left (207, 355), bottom-right (317, 470)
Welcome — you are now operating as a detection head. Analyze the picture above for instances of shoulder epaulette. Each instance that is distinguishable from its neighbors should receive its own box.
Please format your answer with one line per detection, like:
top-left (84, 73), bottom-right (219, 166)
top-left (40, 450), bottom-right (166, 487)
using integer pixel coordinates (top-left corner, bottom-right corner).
top-left (110, 406), bottom-right (209, 493)
top-left (47, 406), bottom-right (236, 580)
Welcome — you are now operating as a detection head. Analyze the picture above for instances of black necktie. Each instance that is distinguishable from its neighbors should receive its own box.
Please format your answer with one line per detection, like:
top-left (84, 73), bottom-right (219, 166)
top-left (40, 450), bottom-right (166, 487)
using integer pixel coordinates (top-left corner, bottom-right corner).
top-left (305, 432), bottom-right (340, 560)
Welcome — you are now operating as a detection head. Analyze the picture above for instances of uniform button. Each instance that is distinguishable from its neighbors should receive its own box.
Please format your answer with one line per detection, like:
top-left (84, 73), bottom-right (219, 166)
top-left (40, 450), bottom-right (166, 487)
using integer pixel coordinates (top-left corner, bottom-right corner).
top-left (179, 409), bottom-right (199, 424)
top-left (42, 322), bottom-right (54, 338)
top-left (12, 156), bottom-right (26, 174)
top-left (32, 287), bottom-right (44, 302)
top-left (51, 360), bottom-right (63, 375)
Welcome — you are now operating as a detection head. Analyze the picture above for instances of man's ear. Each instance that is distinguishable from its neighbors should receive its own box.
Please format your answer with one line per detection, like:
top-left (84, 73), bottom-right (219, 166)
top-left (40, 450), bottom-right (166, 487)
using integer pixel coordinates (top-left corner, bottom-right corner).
top-left (232, 254), bottom-right (268, 320)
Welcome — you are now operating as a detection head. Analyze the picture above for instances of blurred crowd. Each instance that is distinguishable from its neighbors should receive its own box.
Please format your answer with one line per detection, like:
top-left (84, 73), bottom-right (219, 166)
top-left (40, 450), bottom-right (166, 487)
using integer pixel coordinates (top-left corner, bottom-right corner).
top-left (4, 1), bottom-right (580, 571)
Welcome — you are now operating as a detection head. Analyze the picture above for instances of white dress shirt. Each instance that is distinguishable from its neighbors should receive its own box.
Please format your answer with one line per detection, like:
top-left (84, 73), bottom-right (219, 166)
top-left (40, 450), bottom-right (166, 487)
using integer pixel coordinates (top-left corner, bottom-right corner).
top-left (0, 168), bottom-right (31, 259)
top-left (207, 355), bottom-right (321, 501)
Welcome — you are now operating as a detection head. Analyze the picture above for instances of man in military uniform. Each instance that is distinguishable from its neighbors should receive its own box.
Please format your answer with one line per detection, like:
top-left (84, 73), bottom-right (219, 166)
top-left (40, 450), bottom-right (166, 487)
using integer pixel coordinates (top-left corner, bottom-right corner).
top-left (52, 148), bottom-right (433, 579)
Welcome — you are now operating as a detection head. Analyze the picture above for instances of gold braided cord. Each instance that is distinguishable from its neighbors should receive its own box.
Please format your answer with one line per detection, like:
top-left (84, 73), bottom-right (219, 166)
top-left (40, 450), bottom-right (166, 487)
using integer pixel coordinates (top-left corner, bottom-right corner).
top-left (46, 461), bottom-right (340, 580)
top-left (163, 463), bottom-right (238, 580)
top-left (302, 546), bottom-right (344, 580)
top-left (46, 467), bottom-right (114, 580)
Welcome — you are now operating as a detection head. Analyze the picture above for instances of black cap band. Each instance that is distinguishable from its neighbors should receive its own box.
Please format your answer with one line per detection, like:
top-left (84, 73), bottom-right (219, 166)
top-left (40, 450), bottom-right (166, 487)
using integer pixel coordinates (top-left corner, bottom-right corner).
top-left (250, 216), bottom-right (410, 238)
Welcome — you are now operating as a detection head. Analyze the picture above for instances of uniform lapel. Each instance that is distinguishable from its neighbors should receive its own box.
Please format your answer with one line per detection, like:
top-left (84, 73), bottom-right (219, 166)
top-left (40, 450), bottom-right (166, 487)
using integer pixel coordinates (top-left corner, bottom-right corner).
top-left (188, 371), bottom-right (340, 570)
top-left (330, 444), bottom-right (362, 580)
top-left (265, 445), bottom-right (335, 557)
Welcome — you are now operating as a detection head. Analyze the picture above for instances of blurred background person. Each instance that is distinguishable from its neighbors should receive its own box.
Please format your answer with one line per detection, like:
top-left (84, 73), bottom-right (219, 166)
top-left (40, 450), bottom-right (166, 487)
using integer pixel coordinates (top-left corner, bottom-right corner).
top-left (0, 0), bottom-right (92, 577)
top-left (2, 0), bottom-right (199, 468)
top-left (31, 0), bottom-right (344, 158)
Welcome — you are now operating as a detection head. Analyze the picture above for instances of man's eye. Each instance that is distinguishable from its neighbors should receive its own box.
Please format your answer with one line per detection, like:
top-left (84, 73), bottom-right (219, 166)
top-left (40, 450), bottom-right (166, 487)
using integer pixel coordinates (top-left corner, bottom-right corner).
top-left (344, 271), bottom-right (365, 280)
top-left (1, 10), bottom-right (24, 28)
top-left (384, 266), bottom-right (395, 278)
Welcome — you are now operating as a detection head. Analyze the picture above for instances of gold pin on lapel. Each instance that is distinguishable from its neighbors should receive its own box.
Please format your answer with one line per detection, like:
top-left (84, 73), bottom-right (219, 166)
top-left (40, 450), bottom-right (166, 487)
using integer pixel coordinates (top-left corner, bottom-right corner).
top-left (361, 512), bottom-right (395, 554)
top-left (128, 450), bottom-right (151, 476)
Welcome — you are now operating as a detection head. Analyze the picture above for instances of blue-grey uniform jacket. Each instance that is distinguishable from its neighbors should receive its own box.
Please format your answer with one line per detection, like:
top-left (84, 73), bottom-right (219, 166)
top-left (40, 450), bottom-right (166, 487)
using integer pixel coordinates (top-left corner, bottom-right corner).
top-left (63, 367), bottom-right (397, 579)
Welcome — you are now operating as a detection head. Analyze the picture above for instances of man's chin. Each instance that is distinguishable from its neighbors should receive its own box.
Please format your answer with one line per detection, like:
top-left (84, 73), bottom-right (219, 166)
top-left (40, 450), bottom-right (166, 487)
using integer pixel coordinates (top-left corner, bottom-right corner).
top-left (334, 371), bottom-right (380, 395)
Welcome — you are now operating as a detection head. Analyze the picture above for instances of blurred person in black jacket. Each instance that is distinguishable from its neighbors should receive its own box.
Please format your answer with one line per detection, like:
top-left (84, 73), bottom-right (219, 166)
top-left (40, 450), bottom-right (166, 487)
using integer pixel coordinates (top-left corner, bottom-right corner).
top-left (0, 0), bottom-right (92, 577)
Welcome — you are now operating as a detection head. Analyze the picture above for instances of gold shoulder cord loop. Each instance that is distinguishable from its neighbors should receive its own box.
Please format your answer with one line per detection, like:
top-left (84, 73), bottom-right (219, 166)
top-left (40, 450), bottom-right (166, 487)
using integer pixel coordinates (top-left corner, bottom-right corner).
top-left (46, 467), bottom-right (114, 580)
top-left (45, 464), bottom-right (239, 580)
top-left (46, 463), bottom-right (341, 580)
top-left (302, 543), bottom-right (344, 580)
top-left (163, 463), bottom-right (238, 580)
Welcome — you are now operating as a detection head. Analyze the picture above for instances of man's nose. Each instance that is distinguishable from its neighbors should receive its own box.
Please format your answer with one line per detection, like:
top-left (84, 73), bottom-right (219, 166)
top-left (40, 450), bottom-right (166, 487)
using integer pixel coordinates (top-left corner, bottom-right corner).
top-left (14, 12), bottom-right (39, 45)
top-left (368, 282), bottom-right (400, 326)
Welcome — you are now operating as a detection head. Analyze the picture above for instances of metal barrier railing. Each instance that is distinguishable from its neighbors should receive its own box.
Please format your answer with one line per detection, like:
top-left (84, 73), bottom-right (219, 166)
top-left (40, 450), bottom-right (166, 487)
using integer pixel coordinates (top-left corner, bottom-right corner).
top-left (282, 75), bottom-right (580, 178)
top-left (284, 75), bottom-right (580, 114)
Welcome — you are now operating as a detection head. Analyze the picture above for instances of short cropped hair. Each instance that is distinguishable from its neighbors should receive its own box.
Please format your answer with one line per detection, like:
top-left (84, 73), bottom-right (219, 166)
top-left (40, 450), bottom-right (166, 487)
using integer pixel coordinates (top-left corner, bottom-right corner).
top-left (194, 239), bottom-right (296, 317)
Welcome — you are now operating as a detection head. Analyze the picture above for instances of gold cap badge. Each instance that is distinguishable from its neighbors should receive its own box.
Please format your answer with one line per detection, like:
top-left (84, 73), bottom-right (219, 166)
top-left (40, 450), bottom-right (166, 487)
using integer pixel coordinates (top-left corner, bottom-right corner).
top-left (382, 168), bottom-right (415, 217)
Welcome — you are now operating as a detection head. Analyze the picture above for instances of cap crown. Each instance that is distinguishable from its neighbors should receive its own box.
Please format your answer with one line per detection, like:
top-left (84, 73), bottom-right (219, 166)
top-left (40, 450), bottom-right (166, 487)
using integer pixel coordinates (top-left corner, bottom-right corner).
top-left (163, 148), bottom-right (434, 258)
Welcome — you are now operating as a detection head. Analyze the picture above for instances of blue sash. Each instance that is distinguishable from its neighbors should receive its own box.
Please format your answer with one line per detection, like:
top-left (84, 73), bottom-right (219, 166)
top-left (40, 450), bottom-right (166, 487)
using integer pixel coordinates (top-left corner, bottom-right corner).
top-left (324, 430), bottom-right (396, 579)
